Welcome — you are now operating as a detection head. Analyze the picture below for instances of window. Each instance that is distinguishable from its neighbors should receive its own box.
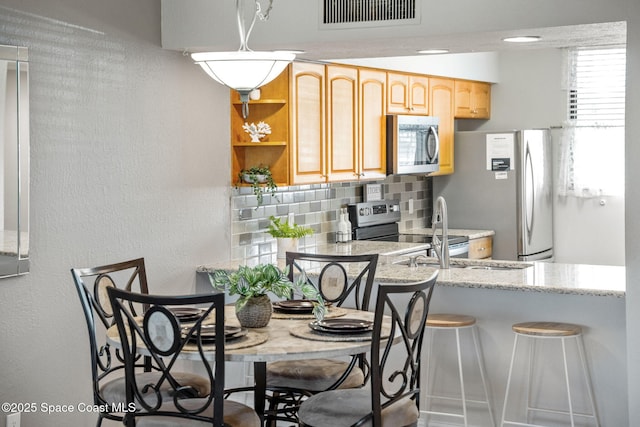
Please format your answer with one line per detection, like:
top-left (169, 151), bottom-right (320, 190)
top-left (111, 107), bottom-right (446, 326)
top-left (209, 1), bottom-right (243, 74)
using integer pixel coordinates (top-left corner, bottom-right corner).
top-left (558, 47), bottom-right (626, 197)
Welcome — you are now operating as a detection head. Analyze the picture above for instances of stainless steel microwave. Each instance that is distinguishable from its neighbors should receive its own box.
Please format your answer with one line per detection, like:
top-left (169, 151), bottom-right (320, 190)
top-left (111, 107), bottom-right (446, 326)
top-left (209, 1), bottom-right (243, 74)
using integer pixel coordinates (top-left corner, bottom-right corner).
top-left (386, 115), bottom-right (440, 175)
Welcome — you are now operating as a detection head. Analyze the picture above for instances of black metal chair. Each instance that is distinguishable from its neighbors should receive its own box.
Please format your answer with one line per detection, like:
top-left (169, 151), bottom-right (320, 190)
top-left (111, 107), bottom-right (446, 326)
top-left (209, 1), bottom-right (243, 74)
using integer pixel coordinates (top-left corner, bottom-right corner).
top-left (297, 271), bottom-right (438, 427)
top-left (265, 252), bottom-right (379, 425)
top-left (107, 287), bottom-right (261, 427)
top-left (71, 258), bottom-right (210, 426)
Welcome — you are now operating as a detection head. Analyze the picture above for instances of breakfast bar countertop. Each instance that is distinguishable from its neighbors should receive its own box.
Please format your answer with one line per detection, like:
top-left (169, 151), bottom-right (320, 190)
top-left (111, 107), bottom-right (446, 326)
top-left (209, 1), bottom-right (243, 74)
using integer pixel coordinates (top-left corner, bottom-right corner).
top-left (197, 239), bottom-right (625, 299)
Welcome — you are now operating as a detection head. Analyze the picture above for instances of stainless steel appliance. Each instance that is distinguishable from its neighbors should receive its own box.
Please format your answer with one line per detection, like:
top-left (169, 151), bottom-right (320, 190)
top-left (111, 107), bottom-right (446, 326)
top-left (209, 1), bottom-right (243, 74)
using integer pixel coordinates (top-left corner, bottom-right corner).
top-left (386, 115), bottom-right (440, 175)
top-left (347, 200), bottom-right (469, 257)
top-left (433, 129), bottom-right (553, 261)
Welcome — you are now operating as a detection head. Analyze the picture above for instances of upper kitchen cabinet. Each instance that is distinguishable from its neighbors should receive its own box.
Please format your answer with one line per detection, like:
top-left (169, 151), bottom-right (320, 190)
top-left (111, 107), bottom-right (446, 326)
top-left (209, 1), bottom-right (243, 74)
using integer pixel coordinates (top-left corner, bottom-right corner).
top-left (326, 65), bottom-right (359, 181)
top-left (230, 69), bottom-right (290, 186)
top-left (358, 68), bottom-right (386, 180)
top-left (291, 63), bottom-right (386, 184)
top-left (290, 61), bottom-right (326, 184)
top-left (386, 72), bottom-right (429, 115)
top-left (429, 78), bottom-right (455, 176)
top-left (454, 80), bottom-right (491, 119)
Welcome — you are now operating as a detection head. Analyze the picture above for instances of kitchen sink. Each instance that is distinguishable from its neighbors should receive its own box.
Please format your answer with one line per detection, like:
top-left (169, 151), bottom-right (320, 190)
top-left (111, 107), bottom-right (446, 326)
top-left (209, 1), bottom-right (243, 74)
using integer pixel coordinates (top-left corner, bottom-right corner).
top-left (392, 257), bottom-right (532, 270)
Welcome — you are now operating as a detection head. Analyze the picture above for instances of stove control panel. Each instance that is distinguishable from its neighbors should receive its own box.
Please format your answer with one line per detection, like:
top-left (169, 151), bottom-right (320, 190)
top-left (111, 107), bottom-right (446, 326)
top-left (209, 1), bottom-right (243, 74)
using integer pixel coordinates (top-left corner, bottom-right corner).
top-left (348, 200), bottom-right (401, 228)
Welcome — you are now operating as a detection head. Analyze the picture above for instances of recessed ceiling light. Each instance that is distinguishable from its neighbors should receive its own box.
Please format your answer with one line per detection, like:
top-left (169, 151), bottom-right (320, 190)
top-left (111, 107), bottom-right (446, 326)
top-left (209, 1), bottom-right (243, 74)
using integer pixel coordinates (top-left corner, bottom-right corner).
top-left (502, 36), bottom-right (541, 43)
top-left (417, 49), bottom-right (450, 54)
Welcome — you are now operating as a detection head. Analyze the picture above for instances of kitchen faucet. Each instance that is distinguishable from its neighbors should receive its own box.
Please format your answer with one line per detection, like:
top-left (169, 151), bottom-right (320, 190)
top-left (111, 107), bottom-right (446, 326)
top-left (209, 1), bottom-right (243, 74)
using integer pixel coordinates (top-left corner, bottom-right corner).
top-left (432, 196), bottom-right (450, 269)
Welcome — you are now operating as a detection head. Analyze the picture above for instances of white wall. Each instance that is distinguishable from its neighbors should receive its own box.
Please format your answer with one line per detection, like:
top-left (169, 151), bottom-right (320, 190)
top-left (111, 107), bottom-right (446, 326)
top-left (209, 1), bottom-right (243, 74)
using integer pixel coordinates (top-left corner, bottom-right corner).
top-left (333, 52), bottom-right (501, 83)
top-left (0, 1), bottom-right (231, 425)
top-left (625, 6), bottom-right (640, 423)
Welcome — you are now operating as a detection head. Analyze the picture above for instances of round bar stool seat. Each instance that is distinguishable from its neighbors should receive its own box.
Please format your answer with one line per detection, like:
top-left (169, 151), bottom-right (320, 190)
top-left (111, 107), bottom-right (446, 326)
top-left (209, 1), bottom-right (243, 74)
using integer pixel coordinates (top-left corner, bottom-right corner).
top-left (512, 321), bottom-right (583, 337)
top-left (500, 321), bottom-right (600, 427)
top-left (423, 314), bottom-right (496, 427)
top-left (427, 313), bottom-right (477, 328)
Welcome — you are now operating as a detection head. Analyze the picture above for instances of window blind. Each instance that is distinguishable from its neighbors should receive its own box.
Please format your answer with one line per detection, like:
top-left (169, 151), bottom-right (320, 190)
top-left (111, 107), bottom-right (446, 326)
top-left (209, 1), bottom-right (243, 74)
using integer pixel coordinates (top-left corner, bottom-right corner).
top-left (568, 47), bottom-right (626, 126)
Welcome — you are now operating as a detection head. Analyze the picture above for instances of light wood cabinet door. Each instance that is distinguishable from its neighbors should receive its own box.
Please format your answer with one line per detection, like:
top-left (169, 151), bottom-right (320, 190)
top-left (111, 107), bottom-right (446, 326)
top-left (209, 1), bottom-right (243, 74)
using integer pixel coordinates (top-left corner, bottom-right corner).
top-left (429, 78), bottom-right (455, 176)
top-left (326, 65), bottom-right (359, 181)
top-left (469, 236), bottom-right (493, 259)
top-left (454, 80), bottom-right (491, 119)
top-left (409, 75), bottom-right (429, 115)
top-left (290, 62), bottom-right (326, 184)
top-left (387, 72), bottom-right (429, 115)
top-left (359, 68), bottom-right (387, 179)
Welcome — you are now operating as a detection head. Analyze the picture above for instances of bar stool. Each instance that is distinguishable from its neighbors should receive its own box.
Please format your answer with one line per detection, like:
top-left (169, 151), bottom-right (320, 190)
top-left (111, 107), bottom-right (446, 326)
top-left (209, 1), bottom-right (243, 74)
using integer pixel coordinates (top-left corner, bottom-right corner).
top-left (423, 314), bottom-right (496, 427)
top-left (500, 321), bottom-right (600, 427)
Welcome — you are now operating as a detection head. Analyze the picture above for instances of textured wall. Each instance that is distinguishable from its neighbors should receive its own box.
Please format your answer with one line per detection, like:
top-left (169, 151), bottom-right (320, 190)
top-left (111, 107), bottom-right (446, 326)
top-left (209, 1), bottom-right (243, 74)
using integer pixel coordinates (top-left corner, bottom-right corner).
top-left (0, 2), bottom-right (230, 426)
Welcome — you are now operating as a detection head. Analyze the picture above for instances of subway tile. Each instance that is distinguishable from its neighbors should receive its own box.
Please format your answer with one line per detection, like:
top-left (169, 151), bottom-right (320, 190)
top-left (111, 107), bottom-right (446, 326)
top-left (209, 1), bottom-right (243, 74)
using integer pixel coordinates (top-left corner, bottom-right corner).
top-left (276, 204), bottom-right (290, 215)
top-left (282, 192), bottom-right (294, 204)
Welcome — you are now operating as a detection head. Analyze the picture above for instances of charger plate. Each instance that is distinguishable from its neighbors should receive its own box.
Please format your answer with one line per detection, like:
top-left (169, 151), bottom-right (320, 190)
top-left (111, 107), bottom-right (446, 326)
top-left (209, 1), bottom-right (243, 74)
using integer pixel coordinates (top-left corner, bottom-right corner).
top-left (272, 305), bottom-right (348, 320)
top-left (184, 330), bottom-right (268, 351)
top-left (288, 323), bottom-right (390, 342)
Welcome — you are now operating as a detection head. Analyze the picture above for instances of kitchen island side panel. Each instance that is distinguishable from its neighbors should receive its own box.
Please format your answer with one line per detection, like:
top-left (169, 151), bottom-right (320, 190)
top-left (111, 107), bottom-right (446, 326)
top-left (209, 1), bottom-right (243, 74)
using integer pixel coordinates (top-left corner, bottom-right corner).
top-left (422, 285), bottom-right (626, 426)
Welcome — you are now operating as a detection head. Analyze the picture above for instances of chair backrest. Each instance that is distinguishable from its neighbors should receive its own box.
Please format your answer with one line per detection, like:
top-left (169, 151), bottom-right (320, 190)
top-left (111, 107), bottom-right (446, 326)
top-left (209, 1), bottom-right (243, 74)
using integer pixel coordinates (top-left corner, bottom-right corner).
top-left (71, 258), bottom-right (150, 408)
top-left (369, 271), bottom-right (438, 427)
top-left (107, 287), bottom-right (226, 425)
top-left (285, 252), bottom-right (379, 311)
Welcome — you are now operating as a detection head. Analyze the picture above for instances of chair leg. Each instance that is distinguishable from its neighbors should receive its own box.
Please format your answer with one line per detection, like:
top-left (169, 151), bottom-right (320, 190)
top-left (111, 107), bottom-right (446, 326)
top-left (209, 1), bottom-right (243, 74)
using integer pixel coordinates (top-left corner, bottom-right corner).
top-left (500, 334), bottom-right (519, 426)
top-left (561, 337), bottom-right (576, 427)
top-left (455, 327), bottom-right (469, 426)
top-left (472, 325), bottom-right (496, 427)
top-left (576, 335), bottom-right (601, 427)
top-left (525, 335), bottom-right (535, 424)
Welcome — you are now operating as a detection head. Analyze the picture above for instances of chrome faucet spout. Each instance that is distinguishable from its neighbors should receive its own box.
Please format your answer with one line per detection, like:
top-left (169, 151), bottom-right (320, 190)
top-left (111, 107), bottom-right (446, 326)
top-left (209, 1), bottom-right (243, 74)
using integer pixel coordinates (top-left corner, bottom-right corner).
top-left (432, 196), bottom-right (450, 269)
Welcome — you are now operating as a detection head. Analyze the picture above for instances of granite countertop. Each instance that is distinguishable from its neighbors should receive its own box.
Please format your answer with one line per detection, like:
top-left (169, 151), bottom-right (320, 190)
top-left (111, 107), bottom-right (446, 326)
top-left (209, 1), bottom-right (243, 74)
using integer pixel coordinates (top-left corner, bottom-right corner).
top-left (403, 228), bottom-right (495, 240)
top-left (198, 239), bottom-right (625, 298)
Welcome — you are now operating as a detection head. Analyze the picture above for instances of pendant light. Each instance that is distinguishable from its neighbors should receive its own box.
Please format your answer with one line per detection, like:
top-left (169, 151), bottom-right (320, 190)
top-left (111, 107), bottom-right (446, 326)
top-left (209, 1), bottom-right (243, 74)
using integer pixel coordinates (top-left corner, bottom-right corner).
top-left (191, 0), bottom-right (295, 118)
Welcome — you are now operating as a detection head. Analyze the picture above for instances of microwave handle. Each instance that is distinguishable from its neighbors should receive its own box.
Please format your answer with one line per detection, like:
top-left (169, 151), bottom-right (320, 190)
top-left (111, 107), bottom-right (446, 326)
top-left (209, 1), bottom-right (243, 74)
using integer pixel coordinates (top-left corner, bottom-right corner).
top-left (428, 125), bottom-right (440, 162)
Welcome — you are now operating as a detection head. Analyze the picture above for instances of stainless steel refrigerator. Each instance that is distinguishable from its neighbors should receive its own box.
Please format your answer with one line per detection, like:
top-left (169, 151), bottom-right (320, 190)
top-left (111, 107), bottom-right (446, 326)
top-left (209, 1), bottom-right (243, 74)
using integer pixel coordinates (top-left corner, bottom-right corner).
top-left (433, 129), bottom-right (553, 261)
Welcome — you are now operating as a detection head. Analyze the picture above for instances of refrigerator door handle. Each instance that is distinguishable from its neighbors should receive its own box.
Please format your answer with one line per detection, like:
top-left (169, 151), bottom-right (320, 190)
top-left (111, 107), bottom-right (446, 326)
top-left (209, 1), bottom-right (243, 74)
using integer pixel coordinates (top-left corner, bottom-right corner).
top-left (524, 144), bottom-right (535, 242)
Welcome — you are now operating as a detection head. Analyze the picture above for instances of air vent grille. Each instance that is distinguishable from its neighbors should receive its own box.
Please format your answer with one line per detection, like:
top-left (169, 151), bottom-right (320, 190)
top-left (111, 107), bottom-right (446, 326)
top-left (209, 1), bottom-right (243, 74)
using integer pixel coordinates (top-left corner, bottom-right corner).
top-left (323, 0), bottom-right (416, 24)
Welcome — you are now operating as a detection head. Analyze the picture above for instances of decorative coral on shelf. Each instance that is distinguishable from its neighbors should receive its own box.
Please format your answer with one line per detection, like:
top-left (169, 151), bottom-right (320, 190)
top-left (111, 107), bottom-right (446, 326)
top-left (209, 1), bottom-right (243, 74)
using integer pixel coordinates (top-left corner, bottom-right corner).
top-left (243, 121), bottom-right (272, 142)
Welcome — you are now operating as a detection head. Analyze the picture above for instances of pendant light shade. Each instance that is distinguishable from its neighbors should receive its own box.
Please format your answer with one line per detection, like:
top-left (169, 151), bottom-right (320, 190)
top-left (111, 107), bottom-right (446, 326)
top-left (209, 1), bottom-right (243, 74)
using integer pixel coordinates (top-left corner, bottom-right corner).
top-left (191, 0), bottom-right (295, 117)
top-left (192, 50), bottom-right (295, 95)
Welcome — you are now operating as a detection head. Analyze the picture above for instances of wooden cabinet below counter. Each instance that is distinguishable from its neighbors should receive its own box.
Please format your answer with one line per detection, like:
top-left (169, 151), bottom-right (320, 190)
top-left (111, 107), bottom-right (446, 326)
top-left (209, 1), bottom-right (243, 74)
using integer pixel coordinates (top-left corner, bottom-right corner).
top-left (468, 236), bottom-right (493, 259)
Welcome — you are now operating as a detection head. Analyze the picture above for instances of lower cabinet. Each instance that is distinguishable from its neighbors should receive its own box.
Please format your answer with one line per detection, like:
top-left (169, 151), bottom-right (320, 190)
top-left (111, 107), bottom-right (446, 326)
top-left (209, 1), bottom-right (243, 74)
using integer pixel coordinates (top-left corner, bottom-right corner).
top-left (468, 236), bottom-right (493, 259)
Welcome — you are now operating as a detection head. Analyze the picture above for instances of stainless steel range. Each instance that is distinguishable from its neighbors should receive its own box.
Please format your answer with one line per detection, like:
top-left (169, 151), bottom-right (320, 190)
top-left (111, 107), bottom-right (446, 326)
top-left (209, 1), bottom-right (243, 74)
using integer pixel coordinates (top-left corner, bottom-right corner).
top-left (347, 200), bottom-right (469, 257)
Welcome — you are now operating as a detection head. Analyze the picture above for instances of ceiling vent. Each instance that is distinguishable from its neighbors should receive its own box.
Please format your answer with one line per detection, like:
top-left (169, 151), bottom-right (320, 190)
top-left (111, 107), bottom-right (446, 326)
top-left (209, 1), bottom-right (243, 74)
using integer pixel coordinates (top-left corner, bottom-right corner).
top-left (322, 0), bottom-right (419, 27)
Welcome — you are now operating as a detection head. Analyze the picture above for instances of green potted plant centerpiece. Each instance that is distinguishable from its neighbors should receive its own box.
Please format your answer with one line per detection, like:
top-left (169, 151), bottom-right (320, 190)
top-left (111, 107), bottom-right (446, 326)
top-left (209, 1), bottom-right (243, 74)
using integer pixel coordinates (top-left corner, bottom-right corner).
top-left (267, 215), bottom-right (314, 259)
top-left (209, 264), bottom-right (325, 328)
top-left (238, 165), bottom-right (277, 207)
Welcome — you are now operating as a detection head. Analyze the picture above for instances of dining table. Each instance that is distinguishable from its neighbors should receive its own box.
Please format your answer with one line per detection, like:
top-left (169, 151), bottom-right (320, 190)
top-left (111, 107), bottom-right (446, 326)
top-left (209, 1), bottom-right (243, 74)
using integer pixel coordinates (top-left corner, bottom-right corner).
top-left (106, 303), bottom-right (392, 425)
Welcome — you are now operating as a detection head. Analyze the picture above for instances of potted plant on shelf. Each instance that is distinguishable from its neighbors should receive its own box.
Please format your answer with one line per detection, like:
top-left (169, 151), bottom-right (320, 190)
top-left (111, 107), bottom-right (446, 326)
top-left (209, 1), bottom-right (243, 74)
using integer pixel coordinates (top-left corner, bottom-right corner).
top-left (267, 215), bottom-right (314, 259)
top-left (238, 165), bottom-right (278, 207)
top-left (209, 264), bottom-right (325, 327)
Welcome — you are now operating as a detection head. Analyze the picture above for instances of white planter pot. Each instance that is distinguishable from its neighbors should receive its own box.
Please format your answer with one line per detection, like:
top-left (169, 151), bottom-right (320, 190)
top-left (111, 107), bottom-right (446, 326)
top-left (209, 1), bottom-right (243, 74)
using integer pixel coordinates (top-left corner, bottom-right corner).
top-left (277, 238), bottom-right (299, 259)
